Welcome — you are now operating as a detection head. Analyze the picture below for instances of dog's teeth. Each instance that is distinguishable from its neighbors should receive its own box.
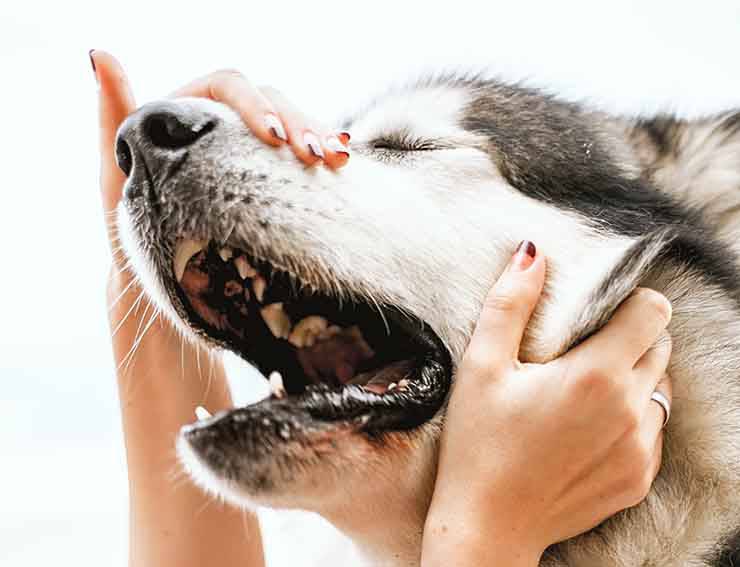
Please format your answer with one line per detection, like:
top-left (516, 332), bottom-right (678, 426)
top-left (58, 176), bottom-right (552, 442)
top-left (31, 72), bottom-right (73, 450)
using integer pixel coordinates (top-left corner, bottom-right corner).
top-left (288, 316), bottom-right (329, 348)
top-left (234, 256), bottom-right (257, 279)
top-left (261, 302), bottom-right (291, 339)
top-left (173, 239), bottom-right (208, 282)
top-left (269, 371), bottom-right (286, 399)
top-left (253, 276), bottom-right (267, 302)
top-left (218, 247), bottom-right (233, 262)
top-left (397, 378), bottom-right (410, 389)
top-left (195, 406), bottom-right (212, 420)
top-left (387, 382), bottom-right (397, 392)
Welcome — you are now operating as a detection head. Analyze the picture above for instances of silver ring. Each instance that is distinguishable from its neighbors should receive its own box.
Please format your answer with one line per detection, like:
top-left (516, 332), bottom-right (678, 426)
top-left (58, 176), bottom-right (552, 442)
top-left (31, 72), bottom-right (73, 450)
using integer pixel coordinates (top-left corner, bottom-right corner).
top-left (650, 391), bottom-right (671, 427)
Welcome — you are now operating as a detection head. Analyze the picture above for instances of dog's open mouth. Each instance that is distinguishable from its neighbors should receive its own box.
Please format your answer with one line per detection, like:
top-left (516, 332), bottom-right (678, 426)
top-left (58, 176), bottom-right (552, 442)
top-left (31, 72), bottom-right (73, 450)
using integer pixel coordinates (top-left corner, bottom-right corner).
top-left (171, 239), bottom-right (452, 436)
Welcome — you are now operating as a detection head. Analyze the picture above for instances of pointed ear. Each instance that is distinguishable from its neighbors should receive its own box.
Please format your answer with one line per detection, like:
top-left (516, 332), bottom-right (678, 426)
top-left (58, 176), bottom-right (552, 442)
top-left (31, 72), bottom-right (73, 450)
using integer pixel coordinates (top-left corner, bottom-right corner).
top-left (92, 50), bottom-right (136, 214)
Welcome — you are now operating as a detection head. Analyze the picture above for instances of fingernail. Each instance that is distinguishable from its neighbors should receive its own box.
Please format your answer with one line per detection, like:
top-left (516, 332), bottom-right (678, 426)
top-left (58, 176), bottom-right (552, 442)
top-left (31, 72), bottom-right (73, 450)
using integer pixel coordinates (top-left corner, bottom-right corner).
top-left (511, 240), bottom-right (536, 271)
top-left (326, 136), bottom-right (350, 157)
top-left (304, 132), bottom-right (325, 158)
top-left (88, 49), bottom-right (98, 82)
top-left (264, 114), bottom-right (287, 142)
top-left (338, 131), bottom-right (351, 144)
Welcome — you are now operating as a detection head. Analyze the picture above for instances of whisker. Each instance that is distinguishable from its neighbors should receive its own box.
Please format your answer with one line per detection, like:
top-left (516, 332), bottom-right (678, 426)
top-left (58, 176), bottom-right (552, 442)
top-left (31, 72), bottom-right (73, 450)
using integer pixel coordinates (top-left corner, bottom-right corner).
top-left (196, 344), bottom-right (203, 383)
top-left (111, 289), bottom-right (146, 338)
top-left (120, 304), bottom-right (160, 374)
top-left (108, 277), bottom-right (139, 312)
top-left (367, 293), bottom-right (390, 336)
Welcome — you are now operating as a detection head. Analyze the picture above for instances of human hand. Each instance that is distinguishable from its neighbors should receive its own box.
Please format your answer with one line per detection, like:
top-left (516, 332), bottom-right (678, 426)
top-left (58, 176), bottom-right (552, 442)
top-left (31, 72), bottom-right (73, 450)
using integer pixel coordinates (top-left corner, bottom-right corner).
top-left (421, 241), bottom-right (672, 567)
top-left (95, 53), bottom-right (350, 368)
top-left (170, 68), bottom-right (351, 168)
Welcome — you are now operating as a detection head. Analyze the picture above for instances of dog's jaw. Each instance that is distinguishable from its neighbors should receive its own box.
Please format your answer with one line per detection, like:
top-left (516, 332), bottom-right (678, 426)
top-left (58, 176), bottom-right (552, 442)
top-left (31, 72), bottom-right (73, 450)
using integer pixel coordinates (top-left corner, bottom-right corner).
top-left (318, 418), bottom-right (442, 567)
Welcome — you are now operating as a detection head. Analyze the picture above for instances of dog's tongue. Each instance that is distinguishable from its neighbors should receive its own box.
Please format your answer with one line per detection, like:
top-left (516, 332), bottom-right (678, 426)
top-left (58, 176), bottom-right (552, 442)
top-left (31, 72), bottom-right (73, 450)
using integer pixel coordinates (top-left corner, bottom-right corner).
top-left (296, 326), bottom-right (375, 385)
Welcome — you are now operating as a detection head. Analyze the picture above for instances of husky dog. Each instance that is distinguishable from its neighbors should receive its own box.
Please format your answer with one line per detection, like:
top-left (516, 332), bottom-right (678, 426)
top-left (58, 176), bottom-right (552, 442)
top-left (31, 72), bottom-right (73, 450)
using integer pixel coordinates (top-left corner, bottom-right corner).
top-left (115, 74), bottom-right (740, 566)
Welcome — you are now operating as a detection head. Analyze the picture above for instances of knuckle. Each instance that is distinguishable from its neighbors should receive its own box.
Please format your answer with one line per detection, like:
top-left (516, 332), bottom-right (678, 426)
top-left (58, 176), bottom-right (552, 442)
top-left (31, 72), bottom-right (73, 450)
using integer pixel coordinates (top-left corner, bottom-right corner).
top-left (461, 346), bottom-right (495, 377)
top-left (212, 68), bottom-right (244, 81)
top-left (483, 291), bottom-right (521, 317)
top-left (572, 367), bottom-right (614, 397)
top-left (207, 69), bottom-right (246, 96)
top-left (632, 288), bottom-right (672, 327)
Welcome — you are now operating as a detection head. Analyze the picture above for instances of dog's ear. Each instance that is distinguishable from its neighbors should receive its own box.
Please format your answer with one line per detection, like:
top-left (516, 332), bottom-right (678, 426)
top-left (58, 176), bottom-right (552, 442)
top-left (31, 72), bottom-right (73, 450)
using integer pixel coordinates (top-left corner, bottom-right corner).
top-left (627, 111), bottom-right (740, 241)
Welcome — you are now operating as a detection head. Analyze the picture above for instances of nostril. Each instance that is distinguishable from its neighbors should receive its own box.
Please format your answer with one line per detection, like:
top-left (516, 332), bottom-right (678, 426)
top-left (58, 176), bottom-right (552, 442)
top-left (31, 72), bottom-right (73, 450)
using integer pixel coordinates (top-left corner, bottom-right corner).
top-left (116, 137), bottom-right (133, 177)
top-left (143, 112), bottom-right (216, 150)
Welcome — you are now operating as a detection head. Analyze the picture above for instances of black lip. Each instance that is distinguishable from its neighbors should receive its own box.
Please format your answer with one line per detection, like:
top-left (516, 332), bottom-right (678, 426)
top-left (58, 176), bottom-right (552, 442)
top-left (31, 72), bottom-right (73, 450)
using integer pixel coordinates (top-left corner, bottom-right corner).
top-left (184, 340), bottom-right (450, 449)
top-left (169, 253), bottom-right (453, 433)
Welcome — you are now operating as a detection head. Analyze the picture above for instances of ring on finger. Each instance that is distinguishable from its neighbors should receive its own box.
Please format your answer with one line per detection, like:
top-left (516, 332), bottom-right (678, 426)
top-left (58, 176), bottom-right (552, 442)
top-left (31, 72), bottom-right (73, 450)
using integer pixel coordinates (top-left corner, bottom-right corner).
top-left (650, 390), bottom-right (671, 427)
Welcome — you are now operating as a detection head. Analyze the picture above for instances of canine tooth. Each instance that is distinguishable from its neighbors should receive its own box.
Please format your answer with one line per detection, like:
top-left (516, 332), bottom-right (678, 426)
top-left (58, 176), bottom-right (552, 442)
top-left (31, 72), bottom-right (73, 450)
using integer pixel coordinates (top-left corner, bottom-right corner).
top-left (288, 316), bottom-right (329, 348)
top-left (253, 276), bottom-right (267, 302)
top-left (173, 239), bottom-right (207, 282)
top-left (234, 256), bottom-right (257, 279)
top-left (195, 406), bottom-right (212, 420)
top-left (279, 424), bottom-right (291, 440)
top-left (269, 371), bottom-right (286, 399)
top-left (218, 247), bottom-right (233, 262)
top-left (387, 382), bottom-right (397, 392)
top-left (261, 303), bottom-right (291, 339)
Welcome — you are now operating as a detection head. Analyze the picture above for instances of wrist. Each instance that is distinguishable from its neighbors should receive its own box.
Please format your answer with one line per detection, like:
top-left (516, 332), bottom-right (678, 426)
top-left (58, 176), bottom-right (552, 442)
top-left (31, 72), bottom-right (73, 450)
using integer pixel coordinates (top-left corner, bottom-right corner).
top-left (422, 501), bottom-right (544, 567)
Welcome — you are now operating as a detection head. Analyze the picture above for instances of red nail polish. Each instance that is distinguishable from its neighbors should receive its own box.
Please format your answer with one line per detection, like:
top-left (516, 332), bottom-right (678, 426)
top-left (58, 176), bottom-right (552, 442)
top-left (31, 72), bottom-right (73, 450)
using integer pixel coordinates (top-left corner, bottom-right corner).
top-left (88, 49), bottom-right (97, 74)
top-left (512, 240), bottom-right (536, 270)
top-left (338, 132), bottom-right (351, 144)
top-left (517, 240), bottom-right (536, 258)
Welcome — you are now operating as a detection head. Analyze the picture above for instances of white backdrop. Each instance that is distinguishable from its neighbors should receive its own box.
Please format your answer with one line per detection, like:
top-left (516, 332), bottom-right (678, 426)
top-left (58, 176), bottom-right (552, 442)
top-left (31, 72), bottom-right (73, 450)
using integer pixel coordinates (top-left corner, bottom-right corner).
top-left (2, 1), bottom-right (740, 565)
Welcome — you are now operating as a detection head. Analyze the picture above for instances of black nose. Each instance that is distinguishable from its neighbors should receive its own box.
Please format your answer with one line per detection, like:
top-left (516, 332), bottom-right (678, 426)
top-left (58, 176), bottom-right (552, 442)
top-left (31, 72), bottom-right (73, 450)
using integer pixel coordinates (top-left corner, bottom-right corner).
top-left (115, 102), bottom-right (217, 178)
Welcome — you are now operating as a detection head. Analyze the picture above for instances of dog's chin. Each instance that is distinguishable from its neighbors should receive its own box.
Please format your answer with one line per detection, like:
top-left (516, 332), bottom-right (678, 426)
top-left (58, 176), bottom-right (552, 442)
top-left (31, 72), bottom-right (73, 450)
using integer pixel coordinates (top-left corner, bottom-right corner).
top-left (165, 239), bottom-right (452, 501)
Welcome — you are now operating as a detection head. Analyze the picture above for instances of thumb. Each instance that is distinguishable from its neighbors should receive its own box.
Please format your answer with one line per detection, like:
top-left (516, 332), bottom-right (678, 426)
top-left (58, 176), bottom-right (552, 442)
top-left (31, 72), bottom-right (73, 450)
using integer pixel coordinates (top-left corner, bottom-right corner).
top-left (466, 241), bottom-right (546, 372)
top-left (91, 50), bottom-right (136, 214)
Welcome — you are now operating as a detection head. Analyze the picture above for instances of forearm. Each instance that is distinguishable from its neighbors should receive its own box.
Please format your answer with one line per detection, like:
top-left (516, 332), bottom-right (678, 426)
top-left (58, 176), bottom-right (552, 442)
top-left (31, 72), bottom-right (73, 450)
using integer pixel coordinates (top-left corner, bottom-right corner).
top-left (110, 275), bottom-right (265, 567)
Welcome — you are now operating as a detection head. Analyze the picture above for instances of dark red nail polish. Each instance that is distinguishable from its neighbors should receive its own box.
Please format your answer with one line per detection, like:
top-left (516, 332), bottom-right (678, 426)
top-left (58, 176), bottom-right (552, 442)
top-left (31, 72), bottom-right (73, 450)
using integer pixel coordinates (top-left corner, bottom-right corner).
top-left (517, 240), bottom-right (536, 258)
top-left (511, 240), bottom-right (536, 271)
top-left (89, 49), bottom-right (97, 74)
top-left (338, 132), bottom-right (351, 144)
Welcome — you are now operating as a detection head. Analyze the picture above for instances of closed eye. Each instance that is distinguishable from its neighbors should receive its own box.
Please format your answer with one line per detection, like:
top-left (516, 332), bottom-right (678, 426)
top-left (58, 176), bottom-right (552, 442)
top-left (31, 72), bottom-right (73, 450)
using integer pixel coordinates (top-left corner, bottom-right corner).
top-left (370, 131), bottom-right (442, 152)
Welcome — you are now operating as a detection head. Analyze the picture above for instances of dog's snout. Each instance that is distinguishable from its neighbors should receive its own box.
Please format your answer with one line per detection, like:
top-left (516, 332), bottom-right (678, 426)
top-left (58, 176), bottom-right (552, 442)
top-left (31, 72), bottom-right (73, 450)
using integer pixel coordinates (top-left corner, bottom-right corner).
top-left (115, 101), bottom-right (218, 179)
top-left (115, 136), bottom-right (134, 177)
top-left (141, 110), bottom-right (216, 150)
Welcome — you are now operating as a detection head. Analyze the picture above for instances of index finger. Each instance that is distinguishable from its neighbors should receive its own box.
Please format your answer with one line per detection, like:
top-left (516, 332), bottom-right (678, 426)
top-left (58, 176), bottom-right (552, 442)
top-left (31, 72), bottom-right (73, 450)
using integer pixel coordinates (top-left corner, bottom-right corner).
top-left (170, 69), bottom-right (286, 147)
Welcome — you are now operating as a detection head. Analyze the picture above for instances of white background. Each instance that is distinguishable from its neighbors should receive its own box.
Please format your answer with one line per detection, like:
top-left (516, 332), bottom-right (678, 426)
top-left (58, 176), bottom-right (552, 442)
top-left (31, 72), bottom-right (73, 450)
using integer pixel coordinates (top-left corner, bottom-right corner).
top-left (1, 1), bottom-right (740, 565)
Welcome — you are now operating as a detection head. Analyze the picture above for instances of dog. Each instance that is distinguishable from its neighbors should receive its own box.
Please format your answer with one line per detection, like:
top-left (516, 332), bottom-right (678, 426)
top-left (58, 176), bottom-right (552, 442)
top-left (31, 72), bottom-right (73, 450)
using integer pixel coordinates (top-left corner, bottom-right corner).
top-left (116, 73), bottom-right (740, 566)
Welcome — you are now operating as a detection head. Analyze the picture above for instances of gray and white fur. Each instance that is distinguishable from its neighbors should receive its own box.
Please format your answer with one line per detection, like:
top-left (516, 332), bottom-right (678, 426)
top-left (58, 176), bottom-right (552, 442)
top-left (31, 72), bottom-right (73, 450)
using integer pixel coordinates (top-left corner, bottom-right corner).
top-left (117, 74), bottom-right (740, 566)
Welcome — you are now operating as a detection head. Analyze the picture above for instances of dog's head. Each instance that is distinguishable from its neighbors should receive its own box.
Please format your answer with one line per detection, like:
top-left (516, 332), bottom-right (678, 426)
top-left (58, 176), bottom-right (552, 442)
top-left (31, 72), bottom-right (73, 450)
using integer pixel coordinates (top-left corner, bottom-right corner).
top-left (117, 76), bottom-right (649, 557)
